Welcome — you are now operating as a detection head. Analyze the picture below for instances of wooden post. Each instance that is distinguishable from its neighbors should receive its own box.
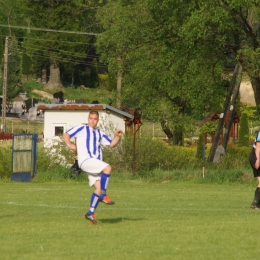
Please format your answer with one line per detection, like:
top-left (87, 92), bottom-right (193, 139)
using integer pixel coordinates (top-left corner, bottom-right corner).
top-left (222, 63), bottom-right (242, 150)
top-left (208, 63), bottom-right (241, 162)
top-left (1, 36), bottom-right (9, 133)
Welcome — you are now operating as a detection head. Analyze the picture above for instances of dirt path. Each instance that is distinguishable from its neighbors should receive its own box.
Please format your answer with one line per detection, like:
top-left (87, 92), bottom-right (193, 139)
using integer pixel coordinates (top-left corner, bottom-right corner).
top-left (32, 89), bottom-right (53, 99)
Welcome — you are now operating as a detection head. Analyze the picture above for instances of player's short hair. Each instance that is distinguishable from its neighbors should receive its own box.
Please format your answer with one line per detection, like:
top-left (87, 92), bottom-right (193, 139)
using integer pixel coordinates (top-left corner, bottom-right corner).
top-left (89, 110), bottom-right (99, 117)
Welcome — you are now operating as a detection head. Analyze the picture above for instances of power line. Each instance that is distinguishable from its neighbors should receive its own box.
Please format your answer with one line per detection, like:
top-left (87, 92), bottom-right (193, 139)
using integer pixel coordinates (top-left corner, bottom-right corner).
top-left (0, 24), bottom-right (100, 36)
top-left (0, 34), bottom-right (96, 46)
top-left (5, 47), bottom-right (109, 70)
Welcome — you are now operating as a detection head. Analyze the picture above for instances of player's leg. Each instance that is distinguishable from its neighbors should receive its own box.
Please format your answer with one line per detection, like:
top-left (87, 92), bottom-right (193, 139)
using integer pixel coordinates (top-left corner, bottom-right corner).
top-left (250, 175), bottom-right (260, 209)
top-left (99, 165), bottom-right (115, 205)
top-left (85, 180), bottom-right (101, 224)
top-left (80, 158), bottom-right (114, 205)
top-left (249, 153), bottom-right (260, 209)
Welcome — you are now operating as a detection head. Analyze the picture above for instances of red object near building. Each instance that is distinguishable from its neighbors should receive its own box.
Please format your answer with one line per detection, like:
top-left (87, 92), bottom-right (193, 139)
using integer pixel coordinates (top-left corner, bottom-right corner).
top-left (200, 111), bottom-right (240, 144)
top-left (0, 132), bottom-right (13, 140)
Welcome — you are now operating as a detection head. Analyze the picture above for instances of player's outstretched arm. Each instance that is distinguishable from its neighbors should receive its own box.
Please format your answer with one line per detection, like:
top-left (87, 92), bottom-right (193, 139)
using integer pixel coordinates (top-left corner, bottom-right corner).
top-left (110, 129), bottom-right (123, 148)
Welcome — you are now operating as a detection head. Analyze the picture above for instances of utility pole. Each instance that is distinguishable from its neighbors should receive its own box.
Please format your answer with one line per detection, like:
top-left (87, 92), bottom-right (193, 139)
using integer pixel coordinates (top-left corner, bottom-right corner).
top-left (1, 36), bottom-right (9, 133)
top-left (222, 63), bottom-right (243, 150)
top-left (208, 63), bottom-right (240, 162)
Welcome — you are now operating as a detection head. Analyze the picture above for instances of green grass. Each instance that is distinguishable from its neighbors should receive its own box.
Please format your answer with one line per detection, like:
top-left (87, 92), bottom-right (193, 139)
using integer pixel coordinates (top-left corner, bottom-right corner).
top-left (0, 180), bottom-right (259, 260)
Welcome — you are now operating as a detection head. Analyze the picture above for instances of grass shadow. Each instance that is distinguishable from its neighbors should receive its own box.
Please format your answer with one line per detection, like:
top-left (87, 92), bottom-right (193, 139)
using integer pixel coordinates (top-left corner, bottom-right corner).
top-left (99, 217), bottom-right (144, 224)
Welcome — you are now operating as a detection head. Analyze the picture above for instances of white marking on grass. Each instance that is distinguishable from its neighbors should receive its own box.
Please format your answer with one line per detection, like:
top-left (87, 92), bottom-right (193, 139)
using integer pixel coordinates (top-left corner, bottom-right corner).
top-left (1, 202), bottom-right (250, 211)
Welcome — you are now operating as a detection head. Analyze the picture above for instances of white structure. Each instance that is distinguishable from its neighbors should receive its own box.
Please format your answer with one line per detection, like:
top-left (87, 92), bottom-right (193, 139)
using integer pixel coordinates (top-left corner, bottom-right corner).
top-left (36, 103), bottom-right (134, 147)
top-left (240, 79), bottom-right (256, 106)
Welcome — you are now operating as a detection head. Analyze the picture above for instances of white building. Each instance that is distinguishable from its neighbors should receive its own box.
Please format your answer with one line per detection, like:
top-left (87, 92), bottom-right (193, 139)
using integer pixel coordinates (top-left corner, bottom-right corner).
top-left (36, 103), bottom-right (134, 147)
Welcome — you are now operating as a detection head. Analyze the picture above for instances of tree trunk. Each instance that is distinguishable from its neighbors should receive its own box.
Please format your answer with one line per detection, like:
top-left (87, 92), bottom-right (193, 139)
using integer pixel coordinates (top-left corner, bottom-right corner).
top-left (161, 120), bottom-right (173, 144)
top-left (44, 61), bottom-right (63, 91)
top-left (173, 126), bottom-right (183, 146)
top-left (41, 66), bottom-right (47, 84)
top-left (251, 77), bottom-right (260, 106)
top-left (161, 121), bottom-right (183, 145)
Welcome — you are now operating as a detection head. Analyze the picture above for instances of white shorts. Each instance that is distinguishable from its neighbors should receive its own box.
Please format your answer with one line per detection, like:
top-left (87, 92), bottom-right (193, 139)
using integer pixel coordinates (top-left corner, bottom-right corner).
top-left (79, 158), bottom-right (109, 187)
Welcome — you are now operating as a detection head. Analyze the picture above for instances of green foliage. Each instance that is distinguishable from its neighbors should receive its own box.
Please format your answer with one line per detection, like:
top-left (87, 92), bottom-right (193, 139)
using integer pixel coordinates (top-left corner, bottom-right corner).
top-left (0, 37), bottom-right (21, 99)
top-left (196, 133), bottom-right (204, 159)
top-left (107, 72), bottom-right (117, 92)
top-left (238, 113), bottom-right (249, 147)
top-left (210, 146), bottom-right (250, 169)
top-left (95, 0), bottom-right (227, 141)
top-left (89, 58), bottom-right (99, 88)
top-left (7, 38), bottom-right (22, 98)
top-left (0, 31), bottom-right (3, 63)
top-left (20, 0), bottom-right (93, 85)
top-left (0, 140), bottom-right (12, 178)
top-left (0, 133), bottom-right (254, 184)
top-left (200, 120), bottom-right (218, 135)
top-left (22, 53), bottom-right (32, 78)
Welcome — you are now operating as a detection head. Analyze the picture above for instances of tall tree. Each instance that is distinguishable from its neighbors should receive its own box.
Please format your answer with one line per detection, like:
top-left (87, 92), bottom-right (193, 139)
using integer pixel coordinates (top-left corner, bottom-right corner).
top-left (238, 113), bottom-right (249, 147)
top-left (0, 37), bottom-right (21, 99)
top-left (89, 58), bottom-right (99, 88)
top-left (96, 0), bottom-right (225, 144)
top-left (96, 0), bottom-right (260, 145)
top-left (20, 0), bottom-right (95, 91)
top-left (22, 52), bottom-right (32, 81)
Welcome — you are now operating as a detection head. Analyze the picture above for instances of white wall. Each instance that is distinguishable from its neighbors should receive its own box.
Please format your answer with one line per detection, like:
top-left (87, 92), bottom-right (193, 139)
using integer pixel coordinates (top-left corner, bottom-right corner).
top-left (43, 110), bottom-right (126, 147)
top-left (240, 80), bottom-right (255, 106)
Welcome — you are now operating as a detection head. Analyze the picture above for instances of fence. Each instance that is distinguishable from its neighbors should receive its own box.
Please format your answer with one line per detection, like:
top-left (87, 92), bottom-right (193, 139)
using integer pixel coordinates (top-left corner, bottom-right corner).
top-left (1, 120), bottom-right (43, 135)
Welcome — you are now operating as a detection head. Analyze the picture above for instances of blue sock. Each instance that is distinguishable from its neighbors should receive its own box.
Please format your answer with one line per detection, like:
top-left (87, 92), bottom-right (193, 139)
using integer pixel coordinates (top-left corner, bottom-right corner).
top-left (100, 173), bottom-right (110, 199)
top-left (87, 193), bottom-right (99, 215)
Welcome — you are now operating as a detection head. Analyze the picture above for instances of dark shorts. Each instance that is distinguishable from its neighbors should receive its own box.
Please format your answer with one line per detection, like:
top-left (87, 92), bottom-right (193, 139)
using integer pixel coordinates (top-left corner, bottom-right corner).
top-left (249, 150), bottom-right (260, 177)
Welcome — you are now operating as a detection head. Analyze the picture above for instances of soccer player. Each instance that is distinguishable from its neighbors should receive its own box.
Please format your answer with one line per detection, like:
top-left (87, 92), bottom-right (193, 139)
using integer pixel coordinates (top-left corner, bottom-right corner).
top-left (63, 110), bottom-right (123, 224)
top-left (249, 131), bottom-right (260, 209)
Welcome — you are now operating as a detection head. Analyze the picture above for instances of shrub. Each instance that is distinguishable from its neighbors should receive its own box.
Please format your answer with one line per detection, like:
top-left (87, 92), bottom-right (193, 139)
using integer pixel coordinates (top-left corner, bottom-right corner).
top-left (196, 133), bottom-right (205, 159)
top-left (238, 113), bottom-right (249, 147)
top-left (0, 133), bottom-right (254, 184)
top-left (0, 140), bottom-right (12, 178)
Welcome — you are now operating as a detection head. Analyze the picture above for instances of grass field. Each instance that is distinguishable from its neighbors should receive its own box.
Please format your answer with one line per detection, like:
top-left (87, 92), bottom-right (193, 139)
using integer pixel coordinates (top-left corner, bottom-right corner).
top-left (0, 180), bottom-right (259, 260)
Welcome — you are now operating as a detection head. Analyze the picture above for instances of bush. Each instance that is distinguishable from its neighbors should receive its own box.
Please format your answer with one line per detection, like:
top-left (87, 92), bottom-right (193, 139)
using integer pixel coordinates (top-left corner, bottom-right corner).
top-left (238, 113), bottom-right (249, 147)
top-left (196, 133), bottom-right (205, 159)
top-left (0, 140), bottom-right (12, 178)
top-left (0, 134), bottom-right (254, 184)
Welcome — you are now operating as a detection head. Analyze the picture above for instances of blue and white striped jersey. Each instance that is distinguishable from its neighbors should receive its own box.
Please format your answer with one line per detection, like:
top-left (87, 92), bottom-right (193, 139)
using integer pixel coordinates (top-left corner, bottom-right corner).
top-left (253, 131), bottom-right (260, 149)
top-left (66, 124), bottom-right (112, 163)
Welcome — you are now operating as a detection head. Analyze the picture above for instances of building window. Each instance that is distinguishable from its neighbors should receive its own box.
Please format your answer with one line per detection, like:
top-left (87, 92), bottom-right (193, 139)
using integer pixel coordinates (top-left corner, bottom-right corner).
top-left (55, 126), bottom-right (64, 136)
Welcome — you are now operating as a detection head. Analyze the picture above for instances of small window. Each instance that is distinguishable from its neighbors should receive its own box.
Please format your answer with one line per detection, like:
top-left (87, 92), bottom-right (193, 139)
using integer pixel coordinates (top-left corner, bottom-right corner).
top-left (55, 126), bottom-right (64, 136)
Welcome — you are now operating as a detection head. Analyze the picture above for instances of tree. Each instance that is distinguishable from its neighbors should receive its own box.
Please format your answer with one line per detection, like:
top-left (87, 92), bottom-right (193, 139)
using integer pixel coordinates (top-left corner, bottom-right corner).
top-left (96, 0), bottom-right (226, 144)
top-left (0, 37), bottom-right (21, 99)
top-left (20, 0), bottom-right (95, 91)
top-left (96, 0), bottom-right (260, 145)
top-left (89, 58), bottom-right (99, 88)
top-left (238, 113), bottom-right (249, 147)
top-left (196, 133), bottom-right (205, 160)
top-left (22, 52), bottom-right (32, 81)
top-left (0, 0), bottom-right (27, 85)
top-left (0, 31), bottom-right (4, 80)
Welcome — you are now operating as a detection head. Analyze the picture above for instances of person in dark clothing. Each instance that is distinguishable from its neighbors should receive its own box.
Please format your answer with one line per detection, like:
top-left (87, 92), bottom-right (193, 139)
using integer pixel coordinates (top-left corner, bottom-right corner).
top-left (249, 131), bottom-right (260, 209)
